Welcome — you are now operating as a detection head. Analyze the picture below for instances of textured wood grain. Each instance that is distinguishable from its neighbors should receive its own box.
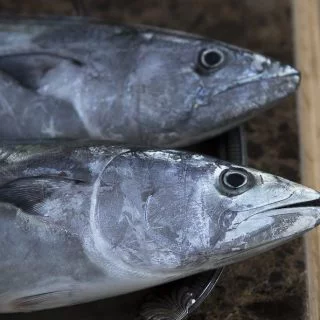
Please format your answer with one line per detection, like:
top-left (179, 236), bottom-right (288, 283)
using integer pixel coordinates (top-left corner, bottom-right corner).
top-left (293, 1), bottom-right (320, 319)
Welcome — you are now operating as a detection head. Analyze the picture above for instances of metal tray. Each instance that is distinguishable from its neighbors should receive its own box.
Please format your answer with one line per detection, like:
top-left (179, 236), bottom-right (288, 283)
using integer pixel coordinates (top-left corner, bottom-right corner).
top-left (3, 127), bottom-right (247, 320)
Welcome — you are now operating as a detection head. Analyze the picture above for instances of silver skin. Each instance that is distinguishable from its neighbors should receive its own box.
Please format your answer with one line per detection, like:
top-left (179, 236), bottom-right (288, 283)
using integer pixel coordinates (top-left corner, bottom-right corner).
top-left (0, 18), bottom-right (299, 147)
top-left (0, 142), bottom-right (319, 313)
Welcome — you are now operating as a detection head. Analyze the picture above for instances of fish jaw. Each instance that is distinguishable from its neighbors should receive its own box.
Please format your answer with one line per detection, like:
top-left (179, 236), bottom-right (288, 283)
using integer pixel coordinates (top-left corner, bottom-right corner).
top-left (212, 56), bottom-right (300, 98)
top-left (211, 184), bottom-right (320, 266)
top-left (228, 58), bottom-right (301, 109)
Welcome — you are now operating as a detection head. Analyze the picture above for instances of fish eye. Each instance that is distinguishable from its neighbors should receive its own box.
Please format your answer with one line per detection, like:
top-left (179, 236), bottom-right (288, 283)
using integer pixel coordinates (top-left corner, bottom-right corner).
top-left (223, 170), bottom-right (248, 189)
top-left (218, 168), bottom-right (253, 196)
top-left (199, 49), bottom-right (224, 70)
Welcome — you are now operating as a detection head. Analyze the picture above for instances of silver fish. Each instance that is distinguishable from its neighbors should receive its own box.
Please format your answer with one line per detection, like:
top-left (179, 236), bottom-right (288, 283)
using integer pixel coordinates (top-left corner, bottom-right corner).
top-left (0, 17), bottom-right (299, 146)
top-left (0, 141), bottom-right (318, 313)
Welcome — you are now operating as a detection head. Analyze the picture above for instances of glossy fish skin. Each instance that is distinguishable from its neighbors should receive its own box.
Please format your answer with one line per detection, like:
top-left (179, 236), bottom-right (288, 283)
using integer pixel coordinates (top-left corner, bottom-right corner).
top-left (0, 18), bottom-right (299, 147)
top-left (0, 141), bottom-right (319, 313)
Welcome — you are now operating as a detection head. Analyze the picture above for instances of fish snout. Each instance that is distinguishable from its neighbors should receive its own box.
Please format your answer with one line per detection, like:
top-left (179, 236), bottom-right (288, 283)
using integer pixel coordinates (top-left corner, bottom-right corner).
top-left (250, 53), bottom-right (301, 85)
top-left (212, 183), bottom-right (320, 261)
top-left (252, 186), bottom-right (320, 242)
top-left (250, 53), bottom-right (273, 73)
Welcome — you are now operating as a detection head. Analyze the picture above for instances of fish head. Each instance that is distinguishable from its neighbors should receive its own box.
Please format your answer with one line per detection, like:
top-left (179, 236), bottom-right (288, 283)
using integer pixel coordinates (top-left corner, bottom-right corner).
top-left (207, 164), bottom-right (320, 267)
top-left (131, 29), bottom-right (300, 146)
top-left (184, 42), bottom-right (300, 142)
top-left (93, 150), bottom-right (319, 278)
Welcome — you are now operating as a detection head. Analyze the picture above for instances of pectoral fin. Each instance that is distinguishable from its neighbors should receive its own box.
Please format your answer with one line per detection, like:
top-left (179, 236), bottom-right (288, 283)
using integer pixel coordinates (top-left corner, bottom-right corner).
top-left (0, 176), bottom-right (85, 215)
top-left (11, 289), bottom-right (73, 312)
top-left (0, 53), bottom-right (82, 90)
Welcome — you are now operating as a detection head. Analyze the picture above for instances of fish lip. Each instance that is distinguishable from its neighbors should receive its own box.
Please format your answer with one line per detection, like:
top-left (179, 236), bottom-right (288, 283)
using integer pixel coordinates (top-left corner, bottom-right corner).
top-left (166, 72), bottom-right (300, 148)
top-left (211, 67), bottom-right (301, 98)
top-left (225, 189), bottom-right (320, 231)
top-left (258, 196), bottom-right (320, 216)
top-left (258, 198), bottom-right (320, 228)
top-left (271, 71), bottom-right (301, 87)
top-left (281, 71), bottom-right (301, 83)
top-left (212, 191), bottom-right (320, 264)
top-left (216, 200), bottom-right (320, 251)
top-left (266, 198), bottom-right (320, 211)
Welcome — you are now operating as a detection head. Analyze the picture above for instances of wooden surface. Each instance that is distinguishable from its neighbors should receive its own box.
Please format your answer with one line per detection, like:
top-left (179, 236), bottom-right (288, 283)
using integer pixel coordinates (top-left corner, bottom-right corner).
top-left (293, 0), bottom-right (320, 319)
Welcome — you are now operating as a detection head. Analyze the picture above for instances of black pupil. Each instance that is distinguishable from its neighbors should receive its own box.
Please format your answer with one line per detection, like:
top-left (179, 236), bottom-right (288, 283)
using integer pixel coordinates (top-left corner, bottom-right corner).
top-left (226, 173), bottom-right (246, 188)
top-left (203, 50), bottom-right (222, 67)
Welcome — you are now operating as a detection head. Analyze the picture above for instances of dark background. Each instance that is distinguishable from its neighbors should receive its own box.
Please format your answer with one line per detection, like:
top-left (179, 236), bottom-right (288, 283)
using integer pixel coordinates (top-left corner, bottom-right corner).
top-left (0, 1), bottom-right (304, 319)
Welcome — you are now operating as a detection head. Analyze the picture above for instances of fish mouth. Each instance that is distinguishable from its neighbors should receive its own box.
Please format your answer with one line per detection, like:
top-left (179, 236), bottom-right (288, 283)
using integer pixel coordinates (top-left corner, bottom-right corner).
top-left (278, 71), bottom-right (301, 85)
top-left (242, 187), bottom-right (320, 225)
top-left (168, 69), bottom-right (300, 148)
top-left (211, 68), bottom-right (300, 98)
top-left (258, 197), bottom-right (320, 232)
top-left (211, 196), bottom-right (320, 268)
top-left (267, 198), bottom-right (320, 212)
top-left (212, 185), bottom-right (320, 263)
